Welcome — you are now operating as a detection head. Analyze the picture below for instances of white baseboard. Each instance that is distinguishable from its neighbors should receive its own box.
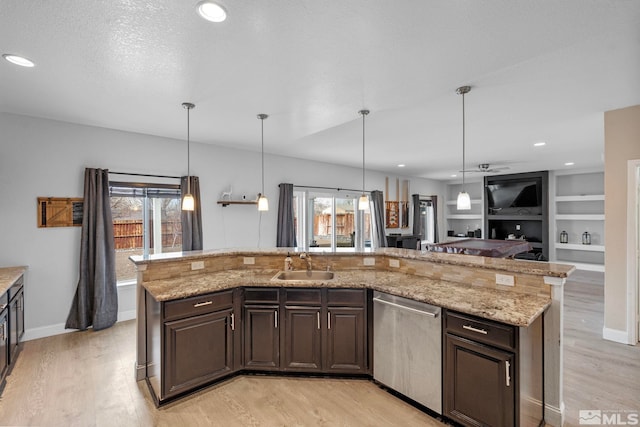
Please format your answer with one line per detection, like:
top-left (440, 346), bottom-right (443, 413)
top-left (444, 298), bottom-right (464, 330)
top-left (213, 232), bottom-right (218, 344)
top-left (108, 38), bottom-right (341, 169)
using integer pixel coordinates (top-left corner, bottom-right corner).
top-left (545, 402), bottom-right (564, 427)
top-left (603, 326), bottom-right (633, 344)
top-left (23, 310), bottom-right (137, 342)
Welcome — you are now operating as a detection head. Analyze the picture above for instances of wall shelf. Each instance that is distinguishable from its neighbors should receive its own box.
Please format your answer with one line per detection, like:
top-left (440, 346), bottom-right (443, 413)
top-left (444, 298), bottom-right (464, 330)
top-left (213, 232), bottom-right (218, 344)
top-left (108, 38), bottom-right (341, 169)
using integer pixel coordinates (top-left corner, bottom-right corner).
top-left (555, 195), bottom-right (604, 202)
top-left (556, 243), bottom-right (605, 252)
top-left (444, 182), bottom-right (484, 238)
top-left (487, 215), bottom-right (543, 221)
top-left (555, 214), bottom-right (605, 221)
top-left (445, 199), bottom-right (483, 206)
top-left (446, 214), bottom-right (482, 220)
top-left (217, 200), bottom-right (258, 207)
top-left (551, 171), bottom-right (605, 271)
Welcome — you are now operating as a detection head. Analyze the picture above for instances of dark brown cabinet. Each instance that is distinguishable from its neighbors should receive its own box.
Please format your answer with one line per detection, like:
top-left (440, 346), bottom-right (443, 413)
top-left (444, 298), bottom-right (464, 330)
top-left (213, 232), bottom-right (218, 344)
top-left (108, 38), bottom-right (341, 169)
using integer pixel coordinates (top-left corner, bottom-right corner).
top-left (325, 289), bottom-right (367, 374)
top-left (243, 288), bottom-right (280, 370)
top-left (145, 289), bottom-right (237, 403)
top-left (283, 289), bottom-right (322, 371)
top-left (0, 308), bottom-right (8, 389)
top-left (164, 307), bottom-right (234, 398)
top-left (444, 310), bottom-right (543, 427)
top-left (8, 285), bottom-right (24, 364)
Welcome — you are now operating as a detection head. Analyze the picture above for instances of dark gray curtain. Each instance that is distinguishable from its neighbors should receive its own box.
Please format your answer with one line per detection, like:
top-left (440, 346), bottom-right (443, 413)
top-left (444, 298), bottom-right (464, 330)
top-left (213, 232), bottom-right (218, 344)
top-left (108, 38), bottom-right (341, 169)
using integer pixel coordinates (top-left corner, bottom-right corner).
top-left (371, 190), bottom-right (386, 248)
top-left (181, 176), bottom-right (203, 251)
top-left (66, 168), bottom-right (118, 331)
top-left (432, 195), bottom-right (439, 243)
top-left (412, 194), bottom-right (422, 238)
top-left (276, 183), bottom-right (296, 247)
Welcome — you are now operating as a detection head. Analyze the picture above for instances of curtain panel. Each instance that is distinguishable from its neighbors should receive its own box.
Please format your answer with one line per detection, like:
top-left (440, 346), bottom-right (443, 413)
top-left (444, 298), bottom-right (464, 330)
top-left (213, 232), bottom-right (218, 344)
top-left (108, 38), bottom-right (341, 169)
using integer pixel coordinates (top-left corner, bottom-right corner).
top-left (181, 176), bottom-right (203, 251)
top-left (276, 183), bottom-right (297, 247)
top-left (66, 168), bottom-right (118, 331)
top-left (371, 190), bottom-right (386, 248)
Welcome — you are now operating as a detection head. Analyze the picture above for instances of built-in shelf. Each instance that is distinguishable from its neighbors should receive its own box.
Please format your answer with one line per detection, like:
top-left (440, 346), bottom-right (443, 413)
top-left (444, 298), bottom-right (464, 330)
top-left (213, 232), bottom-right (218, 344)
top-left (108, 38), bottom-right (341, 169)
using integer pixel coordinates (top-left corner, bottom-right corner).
top-left (217, 200), bottom-right (258, 207)
top-left (551, 171), bottom-right (605, 272)
top-left (446, 214), bottom-right (483, 220)
top-left (556, 243), bottom-right (605, 252)
top-left (555, 214), bottom-right (605, 221)
top-left (555, 195), bottom-right (604, 202)
top-left (487, 215), bottom-right (543, 221)
top-left (445, 199), bottom-right (483, 206)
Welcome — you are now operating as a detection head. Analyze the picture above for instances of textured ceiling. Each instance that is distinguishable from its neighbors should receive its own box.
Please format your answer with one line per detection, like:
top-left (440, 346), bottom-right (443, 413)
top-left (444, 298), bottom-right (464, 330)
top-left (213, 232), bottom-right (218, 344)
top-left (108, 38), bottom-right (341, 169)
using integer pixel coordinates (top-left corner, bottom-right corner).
top-left (1, 1), bottom-right (639, 180)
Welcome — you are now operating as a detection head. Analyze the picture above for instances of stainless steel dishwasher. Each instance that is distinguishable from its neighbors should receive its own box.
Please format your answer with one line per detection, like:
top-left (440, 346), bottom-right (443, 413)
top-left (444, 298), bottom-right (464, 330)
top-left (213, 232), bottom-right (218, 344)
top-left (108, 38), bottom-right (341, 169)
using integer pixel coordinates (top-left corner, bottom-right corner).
top-left (373, 291), bottom-right (442, 414)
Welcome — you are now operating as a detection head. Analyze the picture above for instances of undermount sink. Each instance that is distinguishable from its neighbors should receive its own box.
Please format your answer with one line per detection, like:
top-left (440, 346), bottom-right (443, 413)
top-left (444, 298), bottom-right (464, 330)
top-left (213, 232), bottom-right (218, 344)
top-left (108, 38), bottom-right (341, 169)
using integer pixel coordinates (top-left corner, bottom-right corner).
top-left (272, 270), bottom-right (335, 281)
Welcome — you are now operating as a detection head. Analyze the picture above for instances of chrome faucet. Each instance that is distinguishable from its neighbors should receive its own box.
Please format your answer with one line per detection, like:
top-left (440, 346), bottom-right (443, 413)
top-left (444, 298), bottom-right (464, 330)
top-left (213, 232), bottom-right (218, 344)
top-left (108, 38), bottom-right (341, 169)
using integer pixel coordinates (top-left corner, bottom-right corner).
top-left (299, 252), bottom-right (312, 271)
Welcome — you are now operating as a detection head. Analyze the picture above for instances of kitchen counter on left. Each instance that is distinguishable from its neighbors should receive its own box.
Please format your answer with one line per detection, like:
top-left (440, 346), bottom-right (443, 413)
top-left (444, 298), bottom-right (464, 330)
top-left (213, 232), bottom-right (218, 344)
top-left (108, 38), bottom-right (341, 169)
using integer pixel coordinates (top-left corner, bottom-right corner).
top-left (0, 266), bottom-right (27, 295)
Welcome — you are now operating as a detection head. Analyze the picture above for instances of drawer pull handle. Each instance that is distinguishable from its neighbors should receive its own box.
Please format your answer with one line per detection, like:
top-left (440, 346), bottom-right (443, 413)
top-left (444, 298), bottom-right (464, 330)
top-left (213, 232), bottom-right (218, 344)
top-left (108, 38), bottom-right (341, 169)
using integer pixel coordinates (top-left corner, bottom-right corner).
top-left (328, 312), bottom-right (331, 330)
top-left (231, 313), bottom-right (235, 331)
top-left (275, 310), bottom-right (278, 329)
top-left (505, 361), bottom-right (511, 387)
top-left (317, 312), bottom-right (320, 330)
top-left (463, 324), bottom-right (488, 335)
top-left (194, 301), bottom-right (213, 308)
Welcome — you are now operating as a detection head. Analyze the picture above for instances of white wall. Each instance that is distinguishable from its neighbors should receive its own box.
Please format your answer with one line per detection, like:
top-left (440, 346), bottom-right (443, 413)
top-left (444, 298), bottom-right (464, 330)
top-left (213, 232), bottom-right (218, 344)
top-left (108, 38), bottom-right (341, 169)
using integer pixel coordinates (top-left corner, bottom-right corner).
top-left (0, 112), bottom-right (445, 339)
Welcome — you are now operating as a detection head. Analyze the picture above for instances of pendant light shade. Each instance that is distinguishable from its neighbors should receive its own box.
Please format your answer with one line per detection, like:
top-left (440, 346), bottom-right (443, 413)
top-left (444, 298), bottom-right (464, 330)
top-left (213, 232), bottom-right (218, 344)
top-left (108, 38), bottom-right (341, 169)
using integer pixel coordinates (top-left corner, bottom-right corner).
top-left (455, 86), bottom-right (471, 211)
top-left (182, 102), bottom-right (195, 211)
top-left (257, 113), bottom-right (269, 212)
top-left (358, 109), bottom-right (370, 211)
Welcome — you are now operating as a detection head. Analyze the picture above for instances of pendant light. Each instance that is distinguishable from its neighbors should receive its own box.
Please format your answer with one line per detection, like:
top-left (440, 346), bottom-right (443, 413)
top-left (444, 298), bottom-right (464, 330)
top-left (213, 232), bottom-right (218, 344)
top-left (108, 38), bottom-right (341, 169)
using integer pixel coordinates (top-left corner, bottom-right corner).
top-left (358, 109), bottom-right (370, 210)
top-left (456, 86), bottom-right (471, 211)
top-left (257, 113), bottom-right (269, 211)
top-left (181, 102), bottom-right (195, 211)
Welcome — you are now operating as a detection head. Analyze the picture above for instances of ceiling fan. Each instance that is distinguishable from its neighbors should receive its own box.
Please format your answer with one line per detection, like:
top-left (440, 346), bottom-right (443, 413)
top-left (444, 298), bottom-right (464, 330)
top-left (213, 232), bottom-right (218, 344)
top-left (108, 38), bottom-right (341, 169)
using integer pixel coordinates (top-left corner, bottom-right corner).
top-left (461, 163), bottom-right (510, 173)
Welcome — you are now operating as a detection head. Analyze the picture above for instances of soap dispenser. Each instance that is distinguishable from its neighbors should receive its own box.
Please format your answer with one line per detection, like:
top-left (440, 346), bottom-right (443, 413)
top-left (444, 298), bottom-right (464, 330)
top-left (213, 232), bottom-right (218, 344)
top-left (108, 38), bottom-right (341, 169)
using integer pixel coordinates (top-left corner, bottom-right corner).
top-left (284, 253), bottom-right (293, 271)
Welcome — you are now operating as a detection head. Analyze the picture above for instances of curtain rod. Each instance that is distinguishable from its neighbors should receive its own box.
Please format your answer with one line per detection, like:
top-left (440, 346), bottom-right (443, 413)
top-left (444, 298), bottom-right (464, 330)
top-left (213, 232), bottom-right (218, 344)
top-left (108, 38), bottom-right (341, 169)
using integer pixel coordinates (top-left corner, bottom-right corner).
top-left (109, 171), bottom-right (181, 180)
top-left (280, 184), bottom-right (372, 193)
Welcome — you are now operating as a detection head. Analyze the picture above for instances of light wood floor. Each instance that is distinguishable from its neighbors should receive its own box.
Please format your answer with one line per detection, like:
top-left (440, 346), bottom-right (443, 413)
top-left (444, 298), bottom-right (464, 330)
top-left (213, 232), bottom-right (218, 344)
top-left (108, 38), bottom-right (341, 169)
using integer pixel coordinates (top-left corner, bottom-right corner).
top-left (0, 271), bottom-right (637, 426)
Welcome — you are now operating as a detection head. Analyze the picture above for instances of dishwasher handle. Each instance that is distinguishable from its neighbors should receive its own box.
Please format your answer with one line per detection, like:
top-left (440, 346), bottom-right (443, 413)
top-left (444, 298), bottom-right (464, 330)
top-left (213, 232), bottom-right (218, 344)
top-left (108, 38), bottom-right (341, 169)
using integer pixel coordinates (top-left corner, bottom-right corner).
top-left (373, 297), bottom-right (439, 318)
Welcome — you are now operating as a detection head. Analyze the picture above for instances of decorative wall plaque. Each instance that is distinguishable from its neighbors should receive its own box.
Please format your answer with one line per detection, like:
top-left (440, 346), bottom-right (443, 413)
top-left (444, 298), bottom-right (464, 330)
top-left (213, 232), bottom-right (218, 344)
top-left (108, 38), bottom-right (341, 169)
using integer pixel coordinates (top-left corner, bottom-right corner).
top-left (37, 197), bottom-right (83, 228)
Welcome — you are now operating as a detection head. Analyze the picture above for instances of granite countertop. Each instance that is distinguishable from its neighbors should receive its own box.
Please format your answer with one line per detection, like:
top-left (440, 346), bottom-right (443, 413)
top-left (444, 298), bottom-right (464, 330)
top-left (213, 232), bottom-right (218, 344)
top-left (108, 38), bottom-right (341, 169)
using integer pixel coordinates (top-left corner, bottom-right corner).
top-left (142, 269), bottom-right (550, 327)
top-left (0, 266), bottom-right (27, 296)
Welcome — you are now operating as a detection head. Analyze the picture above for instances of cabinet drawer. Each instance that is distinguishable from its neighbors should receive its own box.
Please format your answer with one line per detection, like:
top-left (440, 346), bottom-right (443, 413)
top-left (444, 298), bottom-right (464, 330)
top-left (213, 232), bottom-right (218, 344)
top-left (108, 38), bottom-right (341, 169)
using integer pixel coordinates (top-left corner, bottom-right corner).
top-left (164, 290), bottom-right (233, 322)
top-left (445, 311), bottom-right (515, 351)
top-left (244, 288), bottom-right (280, 304)
top-left (284, 288), bottom-right (321, 305)
top-left (327, 289), bottom-right (365, 306)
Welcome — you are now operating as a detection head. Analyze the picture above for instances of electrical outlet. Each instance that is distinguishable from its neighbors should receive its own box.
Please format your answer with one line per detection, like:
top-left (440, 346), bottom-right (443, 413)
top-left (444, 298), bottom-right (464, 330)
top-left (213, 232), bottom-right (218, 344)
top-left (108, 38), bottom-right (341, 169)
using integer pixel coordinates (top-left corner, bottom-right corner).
top-left (515, 224), bottom-right (521, 231)
top-left (363, 257), bottom-right (375, 266)
top-left (191, 261), bottom-right (205, 270)
top-left (496, 273), bottom-right (515, 286)
top-left (243, 257), bottom-right (255, 265)
top-left (388, 259), bottom-right (400, 268)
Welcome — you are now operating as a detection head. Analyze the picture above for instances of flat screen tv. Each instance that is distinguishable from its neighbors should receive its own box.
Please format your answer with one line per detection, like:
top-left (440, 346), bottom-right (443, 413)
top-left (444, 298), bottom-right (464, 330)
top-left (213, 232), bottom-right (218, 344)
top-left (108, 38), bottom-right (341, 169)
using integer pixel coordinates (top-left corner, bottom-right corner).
top-left (486, 179), bottom-right (542, 215)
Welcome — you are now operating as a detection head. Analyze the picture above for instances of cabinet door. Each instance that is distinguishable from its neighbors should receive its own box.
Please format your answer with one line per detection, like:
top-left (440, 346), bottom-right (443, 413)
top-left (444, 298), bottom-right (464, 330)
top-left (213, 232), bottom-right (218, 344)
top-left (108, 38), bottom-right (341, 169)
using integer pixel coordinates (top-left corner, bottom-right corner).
top-left (283, 307), bottom-right (321, 372)
top-left (9, 289), bottom-right (24, 364)
top-left (163, 308), bottom-right (234, 398)
top-left (0, 310), bottom-right (8, 382)
top-left (444, 334), bottom-right (515, 427)
top-left (325, 307), bottom-right (366, 373)
top-left (244, 305), bottom-right (279, 370)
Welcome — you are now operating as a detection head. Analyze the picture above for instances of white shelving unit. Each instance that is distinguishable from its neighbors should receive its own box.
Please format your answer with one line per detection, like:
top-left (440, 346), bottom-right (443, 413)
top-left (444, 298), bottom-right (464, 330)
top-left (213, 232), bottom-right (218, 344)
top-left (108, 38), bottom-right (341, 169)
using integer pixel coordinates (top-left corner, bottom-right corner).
top-left (444, 181), bottom-right (483, 241)
top-left (550, 171), bottom-right (605, 272)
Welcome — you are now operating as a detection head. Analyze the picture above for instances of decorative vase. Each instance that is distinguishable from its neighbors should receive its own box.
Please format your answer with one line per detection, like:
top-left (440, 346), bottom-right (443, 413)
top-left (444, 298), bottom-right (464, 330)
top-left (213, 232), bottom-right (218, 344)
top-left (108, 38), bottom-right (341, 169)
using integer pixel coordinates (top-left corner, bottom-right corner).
top-left (582, 231), bottom-right (591, 245)
top-left (560, 230), bottom-right (568, 244)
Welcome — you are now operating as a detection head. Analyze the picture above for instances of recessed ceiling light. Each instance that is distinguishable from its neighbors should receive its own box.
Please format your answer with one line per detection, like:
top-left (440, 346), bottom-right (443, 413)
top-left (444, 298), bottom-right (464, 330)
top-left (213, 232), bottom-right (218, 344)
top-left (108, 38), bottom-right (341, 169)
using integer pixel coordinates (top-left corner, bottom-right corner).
top-left (197, 1), bottom-right (227, 22)
top-left (397, 164), bottom-right (405, 168)
top-left (564, 162), bottom-right (575, 166)
top-left (534, 141), bottom-right (546, 147)
top-left (3, 54), bottom-right (35, 67)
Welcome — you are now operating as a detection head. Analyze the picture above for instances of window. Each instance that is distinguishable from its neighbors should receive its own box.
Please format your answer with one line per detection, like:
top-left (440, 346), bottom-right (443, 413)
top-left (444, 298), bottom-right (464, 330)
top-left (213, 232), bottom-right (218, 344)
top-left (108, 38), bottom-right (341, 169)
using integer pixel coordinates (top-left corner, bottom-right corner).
top-left (293, 190), bottom-right (374, 252)
top-left (110, 182), bottom-right (182, 283)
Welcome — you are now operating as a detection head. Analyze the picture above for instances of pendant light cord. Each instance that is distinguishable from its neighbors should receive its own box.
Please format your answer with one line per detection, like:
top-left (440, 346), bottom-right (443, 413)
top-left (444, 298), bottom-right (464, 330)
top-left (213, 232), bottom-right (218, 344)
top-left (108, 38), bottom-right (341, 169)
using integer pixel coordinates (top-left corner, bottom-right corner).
top-left (362, 112), bottom-right (365, 194)
top-left (461, 91), bottom-right (465, 191)
top-left (187, 106), bottom-right (191, 195)
top-left (261, 117), bottom-right (265, 195)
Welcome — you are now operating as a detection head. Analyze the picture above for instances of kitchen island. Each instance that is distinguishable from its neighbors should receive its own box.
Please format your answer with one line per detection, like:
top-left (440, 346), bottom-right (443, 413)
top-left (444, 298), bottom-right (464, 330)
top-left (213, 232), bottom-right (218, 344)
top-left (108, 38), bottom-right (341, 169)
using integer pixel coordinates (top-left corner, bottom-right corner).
top-left (132, 248), bottom-right (573, 426)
